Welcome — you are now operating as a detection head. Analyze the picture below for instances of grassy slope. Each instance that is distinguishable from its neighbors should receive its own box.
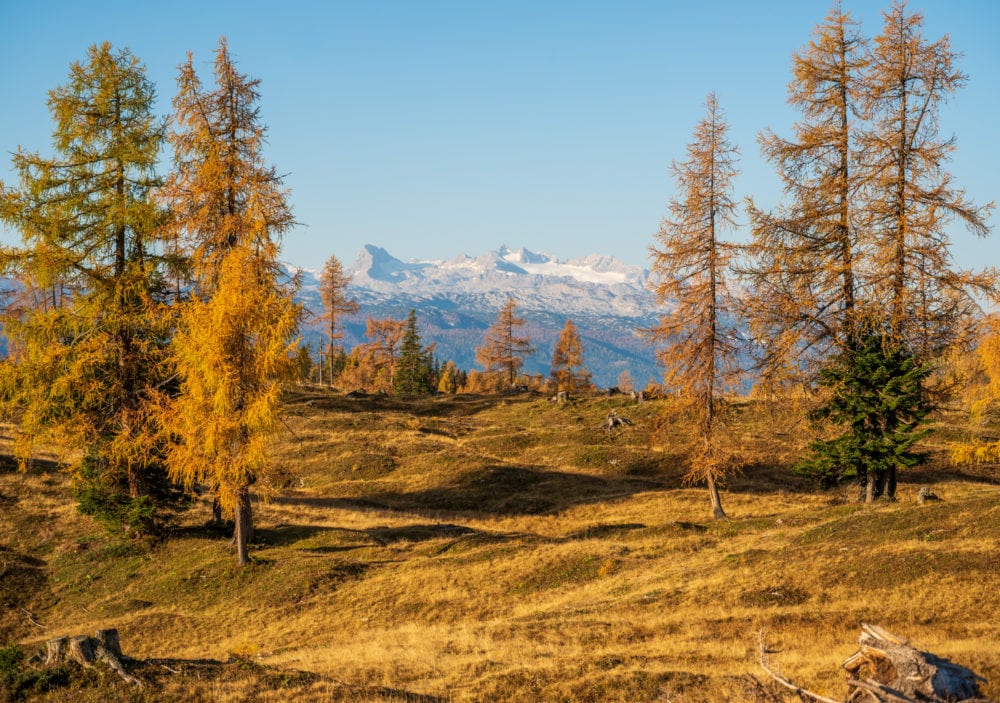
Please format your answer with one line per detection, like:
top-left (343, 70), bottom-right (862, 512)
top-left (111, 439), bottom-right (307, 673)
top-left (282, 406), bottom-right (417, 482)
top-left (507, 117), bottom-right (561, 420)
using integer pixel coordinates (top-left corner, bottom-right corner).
top-left (1, 390), bottom-right (998, 702)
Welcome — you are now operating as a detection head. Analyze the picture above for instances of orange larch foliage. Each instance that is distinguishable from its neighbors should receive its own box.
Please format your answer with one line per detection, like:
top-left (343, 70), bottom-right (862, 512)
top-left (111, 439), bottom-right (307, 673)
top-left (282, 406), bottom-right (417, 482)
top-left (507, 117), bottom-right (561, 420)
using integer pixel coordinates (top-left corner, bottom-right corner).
top-left (648, 93), bottom-right (741, 520)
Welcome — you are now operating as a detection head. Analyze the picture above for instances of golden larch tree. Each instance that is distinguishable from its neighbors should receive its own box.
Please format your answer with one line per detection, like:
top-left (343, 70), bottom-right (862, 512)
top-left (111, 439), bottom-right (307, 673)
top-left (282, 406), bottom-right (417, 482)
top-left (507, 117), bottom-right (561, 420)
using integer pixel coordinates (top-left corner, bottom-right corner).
top-left (476, 297), bottom-right (535, 391)
top-left (0, 43), bottom-right (178, 533)
top-left (318, 254), bottom-right (358, 382)
top-left (162, 38), bottom-right (299, 565)
top-left (860, 1), bottom-right (995, 357)
top-left (550, 320), bottom-right (592, 393)
top-left (648, 93), bottom-right (741, 520)
top-left (741, 3), bottom-right (868, 380)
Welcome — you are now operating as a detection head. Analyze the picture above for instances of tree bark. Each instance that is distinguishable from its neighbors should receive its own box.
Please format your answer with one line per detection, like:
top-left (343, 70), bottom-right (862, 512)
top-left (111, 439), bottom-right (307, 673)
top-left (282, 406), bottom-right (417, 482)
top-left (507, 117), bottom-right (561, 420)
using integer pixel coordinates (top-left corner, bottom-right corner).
top-left (45, 636), bottom-right (68, 666)
top-left (707, 474), bottom-right (727, 520)
top-left (234, 486), bottom-right (253, 566)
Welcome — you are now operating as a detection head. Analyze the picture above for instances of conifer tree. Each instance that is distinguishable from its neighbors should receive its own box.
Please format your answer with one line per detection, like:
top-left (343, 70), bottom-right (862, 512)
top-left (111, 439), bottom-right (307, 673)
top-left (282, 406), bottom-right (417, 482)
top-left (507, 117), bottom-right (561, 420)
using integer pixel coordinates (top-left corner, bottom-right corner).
top-left (394, 309), bottom-right (432, 394)
top-left (319, 254), bottom-right (358, 383)
top-left (860, 1), bottom-right (995, 357)
top-left (798, 331), bottom-right (931, 501)
top-left (742, 3), bottom-right (868, 379)
top-left (475, 298), bottom-right (535, 391)
top-left (648, 93), bottom-right (741, 520)
top-left (0, 43), bottom-right (180, 534)
top-left (162, 38), bottom-right (298, 565)
top-left (550, 320), bottom-right (592, 393)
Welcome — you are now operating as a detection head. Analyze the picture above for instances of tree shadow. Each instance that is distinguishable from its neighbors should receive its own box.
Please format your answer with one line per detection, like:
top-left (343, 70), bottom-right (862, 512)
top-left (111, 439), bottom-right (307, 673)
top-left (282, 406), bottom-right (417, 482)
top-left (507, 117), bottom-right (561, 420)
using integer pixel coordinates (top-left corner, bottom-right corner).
top-left (254, 517), bottom-right (546, 552)
top-left (0, 452), bottom-right (62, 476)
top-left (283, 388), bottom-right (531, 419)
top-left (277, 464), bottom-right (663, 519)
top-left (0, 545), bottom-right (48, 642)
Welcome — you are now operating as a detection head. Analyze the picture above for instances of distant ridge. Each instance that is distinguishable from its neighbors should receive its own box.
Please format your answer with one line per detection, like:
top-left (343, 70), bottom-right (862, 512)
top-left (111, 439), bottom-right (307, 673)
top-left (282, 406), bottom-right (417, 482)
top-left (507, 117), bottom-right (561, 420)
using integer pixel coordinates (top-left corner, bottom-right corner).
top-left (296, 245), bottom-right (663, 387)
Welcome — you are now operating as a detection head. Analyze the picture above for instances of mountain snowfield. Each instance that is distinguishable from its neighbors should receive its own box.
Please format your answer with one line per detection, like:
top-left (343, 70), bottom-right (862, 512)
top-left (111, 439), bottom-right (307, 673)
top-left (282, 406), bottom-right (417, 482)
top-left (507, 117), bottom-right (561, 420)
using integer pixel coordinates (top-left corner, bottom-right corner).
top-left (295, 244), bottom-right (665, 387)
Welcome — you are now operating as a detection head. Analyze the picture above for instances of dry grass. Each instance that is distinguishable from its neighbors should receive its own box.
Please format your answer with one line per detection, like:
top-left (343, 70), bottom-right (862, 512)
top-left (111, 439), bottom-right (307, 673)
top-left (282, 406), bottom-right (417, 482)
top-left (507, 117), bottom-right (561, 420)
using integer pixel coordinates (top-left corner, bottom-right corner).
top-left (1, 389), bottom-right (999, 702)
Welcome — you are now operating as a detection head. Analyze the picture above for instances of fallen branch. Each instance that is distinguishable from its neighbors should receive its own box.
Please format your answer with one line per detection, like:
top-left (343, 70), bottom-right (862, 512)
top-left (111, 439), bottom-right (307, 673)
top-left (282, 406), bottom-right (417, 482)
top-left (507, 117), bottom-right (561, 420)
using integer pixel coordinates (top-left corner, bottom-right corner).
top-left (21, 607), bottom-right (46, 630)
top-left (758, 630), bottom-right (843, 703)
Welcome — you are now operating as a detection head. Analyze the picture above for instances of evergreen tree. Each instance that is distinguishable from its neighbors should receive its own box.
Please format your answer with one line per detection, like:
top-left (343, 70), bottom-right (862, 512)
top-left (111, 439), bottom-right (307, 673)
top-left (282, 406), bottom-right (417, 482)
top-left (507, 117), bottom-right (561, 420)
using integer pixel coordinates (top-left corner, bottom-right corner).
top-left (648, 93), bottom-right (742, 520)
top-left (0, 43), bottom-right (182, 535)
top-left (394, 309), bottom-right (431, 394)
top-left (318, 254), bottom-right (358, 383)
top-left (550, 320), bottom-right (592, 392)
top-left (798, 331), bottom-right (931, 501)
top-left (476, 297), bottom-right (535, 391)
top-left (162, 38), bottom-right (298, 566)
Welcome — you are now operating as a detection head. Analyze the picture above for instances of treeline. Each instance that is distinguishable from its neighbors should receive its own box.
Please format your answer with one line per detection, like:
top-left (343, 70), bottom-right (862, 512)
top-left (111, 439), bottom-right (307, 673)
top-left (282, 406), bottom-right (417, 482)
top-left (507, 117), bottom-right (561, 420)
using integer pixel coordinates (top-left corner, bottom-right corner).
top-left (301, 283), bottom-right (596, 396)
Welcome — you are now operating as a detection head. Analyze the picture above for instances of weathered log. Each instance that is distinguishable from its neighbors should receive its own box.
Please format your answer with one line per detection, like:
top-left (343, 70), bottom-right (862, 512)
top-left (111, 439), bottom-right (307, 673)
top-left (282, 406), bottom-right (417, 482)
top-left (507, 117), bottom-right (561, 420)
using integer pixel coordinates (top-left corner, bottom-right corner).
top-left (843, 623), bottom-right (986, 702)
top-left (45, 636), bottom-right (68, 666)
top-left (759, 625), bottom-right (994, 703)
top-left (603, 411), bottom-right (633, 431)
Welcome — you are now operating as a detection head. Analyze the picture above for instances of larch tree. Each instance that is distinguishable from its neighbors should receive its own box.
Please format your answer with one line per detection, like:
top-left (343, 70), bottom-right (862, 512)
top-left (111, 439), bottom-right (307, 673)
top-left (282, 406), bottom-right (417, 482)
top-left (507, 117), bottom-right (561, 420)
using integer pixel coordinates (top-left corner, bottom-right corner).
top-left (550, 320), bottom-right (592, 393)
top-left (318, 254), bottom-right (358, 383)
top-left (860, 1), bottom-right (995, 358)
top-left (741, 2), bottom-right (868, 383)
top-left (0, 43), bottom-right (180, 534)
top-left (648, 93), bottom-right (741, 520)
top-left (476, 297), bottom-right (535, 391)
top-left (162, 38), bottom-right (299, 566)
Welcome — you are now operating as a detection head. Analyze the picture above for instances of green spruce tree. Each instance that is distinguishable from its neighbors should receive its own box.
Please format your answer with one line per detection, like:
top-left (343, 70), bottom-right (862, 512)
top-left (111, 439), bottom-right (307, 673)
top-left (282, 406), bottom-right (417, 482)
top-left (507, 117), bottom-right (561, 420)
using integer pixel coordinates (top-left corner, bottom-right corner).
top-left (797, 331), bottom-right (932, 501)
top-left (394, 310), bottom-right (431, 394)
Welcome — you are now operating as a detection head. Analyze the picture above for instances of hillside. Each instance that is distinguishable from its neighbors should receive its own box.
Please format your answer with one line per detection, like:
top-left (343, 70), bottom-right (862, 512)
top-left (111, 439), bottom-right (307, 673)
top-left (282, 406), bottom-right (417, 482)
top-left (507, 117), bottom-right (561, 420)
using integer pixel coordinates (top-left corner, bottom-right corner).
top-left (1, 390), bottom-right (999, 702)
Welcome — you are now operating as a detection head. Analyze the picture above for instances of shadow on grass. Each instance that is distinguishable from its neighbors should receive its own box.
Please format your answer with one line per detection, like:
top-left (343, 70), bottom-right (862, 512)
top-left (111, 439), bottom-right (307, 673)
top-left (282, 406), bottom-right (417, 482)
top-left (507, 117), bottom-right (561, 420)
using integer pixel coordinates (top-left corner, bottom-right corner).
top-left (252, 521), bottom-right (544, 553)
top-left (275, 463), bottom-right (663, 519)
top-left (284, 388), bottom-right (530, 418)
top-left (0, 545), bottom-right (49, 643)
top-left (0, 452), bottom-right (62, 475)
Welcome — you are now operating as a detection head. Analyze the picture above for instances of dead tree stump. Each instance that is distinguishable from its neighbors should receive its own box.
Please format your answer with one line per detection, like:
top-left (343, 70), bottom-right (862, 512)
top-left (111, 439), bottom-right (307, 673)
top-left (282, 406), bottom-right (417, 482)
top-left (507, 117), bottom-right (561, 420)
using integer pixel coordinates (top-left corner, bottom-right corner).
top-left (843, 624), bottom-right (986, 702)
top-left (759, 624), bottom-right (994, 703)
top-left (45, 636), bottom-right (68, 667)
top-left (68, 635), bottom-right (95, 666)
top-left (43, 628), bottom-right (141, 686)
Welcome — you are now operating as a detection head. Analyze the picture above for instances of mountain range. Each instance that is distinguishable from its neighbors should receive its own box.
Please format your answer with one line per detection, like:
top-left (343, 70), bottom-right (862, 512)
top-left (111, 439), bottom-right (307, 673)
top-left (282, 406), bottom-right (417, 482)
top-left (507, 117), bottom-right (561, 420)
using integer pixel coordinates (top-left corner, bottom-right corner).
top-left (295, 245), bottom-right (664, 387)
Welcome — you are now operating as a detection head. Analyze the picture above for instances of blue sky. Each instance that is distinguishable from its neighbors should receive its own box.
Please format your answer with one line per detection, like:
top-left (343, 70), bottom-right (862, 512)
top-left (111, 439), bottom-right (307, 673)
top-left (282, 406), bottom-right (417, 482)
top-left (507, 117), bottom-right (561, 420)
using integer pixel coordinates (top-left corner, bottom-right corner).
top-left (1, 1), bottom-right (997, 271)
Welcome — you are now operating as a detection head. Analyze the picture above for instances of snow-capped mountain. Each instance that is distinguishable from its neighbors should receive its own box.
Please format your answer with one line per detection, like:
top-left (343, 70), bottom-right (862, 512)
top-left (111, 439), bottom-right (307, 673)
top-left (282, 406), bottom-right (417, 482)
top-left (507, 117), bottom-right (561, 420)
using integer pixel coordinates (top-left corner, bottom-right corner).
top-left (297, 245), bottom-right (664, 387)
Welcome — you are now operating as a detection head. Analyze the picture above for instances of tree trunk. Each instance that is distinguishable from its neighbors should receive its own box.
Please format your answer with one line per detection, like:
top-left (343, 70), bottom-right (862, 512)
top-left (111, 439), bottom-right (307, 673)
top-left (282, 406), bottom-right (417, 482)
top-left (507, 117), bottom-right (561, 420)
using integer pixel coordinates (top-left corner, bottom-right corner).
top-left (865, 471), bottom-right (876, 503)
top-left (234, 486), bottom-right (253, 566)
top-left (707, 474), bottom-right (727, 520)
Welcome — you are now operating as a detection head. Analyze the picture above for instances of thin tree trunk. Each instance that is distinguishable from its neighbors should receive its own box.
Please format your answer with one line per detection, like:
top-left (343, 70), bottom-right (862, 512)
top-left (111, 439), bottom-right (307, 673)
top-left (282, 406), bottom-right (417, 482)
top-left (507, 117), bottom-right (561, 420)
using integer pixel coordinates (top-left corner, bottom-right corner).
top-left (234, 486), bottom-right (252, 566)
top-left (707, 473), bottom-right (726, 520)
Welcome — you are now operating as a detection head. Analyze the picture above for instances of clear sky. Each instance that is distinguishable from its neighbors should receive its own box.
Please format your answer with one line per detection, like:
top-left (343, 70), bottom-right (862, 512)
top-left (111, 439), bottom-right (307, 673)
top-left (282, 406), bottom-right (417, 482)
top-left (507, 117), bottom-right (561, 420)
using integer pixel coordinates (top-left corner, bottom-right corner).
top-left (1, 1), bottom-right (997, 271)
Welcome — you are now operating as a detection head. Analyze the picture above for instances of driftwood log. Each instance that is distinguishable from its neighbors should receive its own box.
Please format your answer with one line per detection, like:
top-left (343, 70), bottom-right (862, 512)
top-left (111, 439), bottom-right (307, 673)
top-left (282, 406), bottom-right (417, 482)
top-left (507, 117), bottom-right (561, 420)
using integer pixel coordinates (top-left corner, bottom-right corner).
top-left (760, 624), bottom-right (994, 703)
top-left (44, 628), bottom-right (141, 686)
top-left (603, 411), bottom-right (633, 431)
